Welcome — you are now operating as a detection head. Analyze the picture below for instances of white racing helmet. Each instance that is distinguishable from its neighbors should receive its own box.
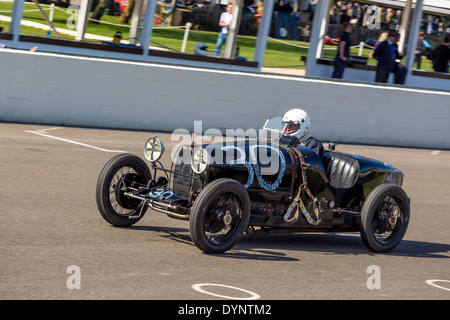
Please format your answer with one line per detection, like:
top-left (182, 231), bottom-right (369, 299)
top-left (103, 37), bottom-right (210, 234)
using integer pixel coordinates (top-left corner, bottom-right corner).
top-left (282, 108), bottom-right (311, 142)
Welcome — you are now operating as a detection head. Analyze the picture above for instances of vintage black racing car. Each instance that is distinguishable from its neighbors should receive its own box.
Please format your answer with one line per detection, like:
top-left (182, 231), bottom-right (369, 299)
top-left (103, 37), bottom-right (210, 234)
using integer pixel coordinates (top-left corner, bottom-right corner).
top-left (96, 117), bottom-right (410, 254)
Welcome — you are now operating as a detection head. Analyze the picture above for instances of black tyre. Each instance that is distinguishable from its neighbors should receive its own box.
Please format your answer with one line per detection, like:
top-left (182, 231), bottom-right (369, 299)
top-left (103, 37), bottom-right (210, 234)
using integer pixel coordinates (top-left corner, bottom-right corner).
top-left (360, 184), bottom-right (410, 252)
top-left (190, 178), bottom-right (251, 254)
top-left (96, 153), bottom-right (151, 227)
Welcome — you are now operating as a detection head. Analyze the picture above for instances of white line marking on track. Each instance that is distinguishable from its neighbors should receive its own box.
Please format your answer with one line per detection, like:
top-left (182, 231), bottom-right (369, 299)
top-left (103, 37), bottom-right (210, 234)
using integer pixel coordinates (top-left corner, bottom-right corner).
top-left (425, 279), bottom-right (450, 292)
top-left (191, 283), bottom-right (261, 300)
top-left (25, 129), bottom-right (126, 153)
top-left (431, 151), bottom-right (441, 155)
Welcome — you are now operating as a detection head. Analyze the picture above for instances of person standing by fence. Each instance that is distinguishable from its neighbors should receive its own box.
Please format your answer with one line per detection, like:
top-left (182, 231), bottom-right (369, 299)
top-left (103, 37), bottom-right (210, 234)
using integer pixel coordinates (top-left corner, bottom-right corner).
top-left (331, 22), bottom-right (352, 79)
top-left (433, 36), bottom-right (450, 73)
top-left (373, 31), bottom-right (407, 84)
top-left (212, 3), bottom-right (233, 57)
top-left (415, 31), bottom-right (426, 69)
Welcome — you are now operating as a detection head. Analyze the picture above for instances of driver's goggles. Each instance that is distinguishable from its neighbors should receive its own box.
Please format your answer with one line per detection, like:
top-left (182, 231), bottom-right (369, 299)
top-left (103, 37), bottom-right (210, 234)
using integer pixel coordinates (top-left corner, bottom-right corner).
top-left (284, 121), bottom-right (300, 133)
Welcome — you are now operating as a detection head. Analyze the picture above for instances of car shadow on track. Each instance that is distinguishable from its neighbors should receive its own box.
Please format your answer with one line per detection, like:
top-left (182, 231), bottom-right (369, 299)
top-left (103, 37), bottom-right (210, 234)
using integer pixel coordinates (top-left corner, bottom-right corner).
top-left (127, 225), bottom-right (299, 261)
top-left (127, 226), bottom-right (450, 260)
top-left (237, 233), bottom-right (450, 259)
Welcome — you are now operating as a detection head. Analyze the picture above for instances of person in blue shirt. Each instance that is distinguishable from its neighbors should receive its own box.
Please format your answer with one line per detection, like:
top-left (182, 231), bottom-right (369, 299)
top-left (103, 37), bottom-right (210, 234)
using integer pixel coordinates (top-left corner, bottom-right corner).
top-left (373, 31), bottom-right (407, 84)
top-left (212, 3), bottom-right (233, 57)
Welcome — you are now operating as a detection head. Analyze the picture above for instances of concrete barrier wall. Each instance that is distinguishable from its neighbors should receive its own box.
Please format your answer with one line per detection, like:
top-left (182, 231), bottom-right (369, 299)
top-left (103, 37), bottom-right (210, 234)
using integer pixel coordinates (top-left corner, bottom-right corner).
top-left (1, 49), bottom-right (449, 149)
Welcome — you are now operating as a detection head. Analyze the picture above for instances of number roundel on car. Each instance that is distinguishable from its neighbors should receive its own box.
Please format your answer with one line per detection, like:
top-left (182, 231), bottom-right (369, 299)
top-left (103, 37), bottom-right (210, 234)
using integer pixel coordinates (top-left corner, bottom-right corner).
top-left (220, 144), bottom-right (285, 191)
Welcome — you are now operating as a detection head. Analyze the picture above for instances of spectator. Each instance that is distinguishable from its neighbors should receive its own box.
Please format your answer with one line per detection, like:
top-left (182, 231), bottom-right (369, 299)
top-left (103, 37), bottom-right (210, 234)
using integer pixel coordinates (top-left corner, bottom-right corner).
top-left (301, 25), bottom-right (311, 42)
top-left (119, 0), bottom-right (136, 24)
top-left (274, 0), bottom-right (293, 13)
top-left (90, 0), bottom-right (114, 23)
top-left (433, 36), bottom-right (450, 73)
top-left (332, 22), bottom-right (352, 79)
top-left (369, 32), bottom-right (388, 58)
top-left (346, 2), bottom-right (355, 18)
top-left (355, 4), bottom-right (363, 26)
top-left (373, 31), bottom-right (407, 84)
top-left (415, 31), bottom-right (426, 69)
top-left (379, 7), bottom-right (386, 24)
top-left (212, 3), bottom-right (233, 57)
top-left (392, 10), bottom-right (402, 28)
top-left (424, 15), bottom-right (437, 34)
top-left (340, 5), bottom-right (351, 24)
top-left (329, 5), bottom-right (339, 24)
top-left (385, 8), bottom-right (393, 25)
top-left (253, 1), bottom-right (263, 30)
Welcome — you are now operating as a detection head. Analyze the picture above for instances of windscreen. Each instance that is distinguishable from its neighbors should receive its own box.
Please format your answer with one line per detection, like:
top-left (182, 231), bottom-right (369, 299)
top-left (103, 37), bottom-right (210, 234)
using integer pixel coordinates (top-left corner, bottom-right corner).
top-left (259, 116), bottom-right (287, 142)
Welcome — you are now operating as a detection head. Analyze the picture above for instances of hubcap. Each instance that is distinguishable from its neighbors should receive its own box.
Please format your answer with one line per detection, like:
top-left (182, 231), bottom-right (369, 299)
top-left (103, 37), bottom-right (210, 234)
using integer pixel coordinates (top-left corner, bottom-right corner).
top-left (223, 210), bottom-right (232, 226)
top-left (204, 193), bottom-right (242, 245)
top-left (373, 196), bottom-right (403, 244)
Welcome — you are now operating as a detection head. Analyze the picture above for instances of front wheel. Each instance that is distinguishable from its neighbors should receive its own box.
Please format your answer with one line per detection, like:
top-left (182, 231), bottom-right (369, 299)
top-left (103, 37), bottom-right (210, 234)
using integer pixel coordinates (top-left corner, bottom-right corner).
top-left (360, 184), bottom-right (410, 252)
top-left (96, 153), bottom-right (151, 227)
top-left (190, 178), bottom-right (251, 254)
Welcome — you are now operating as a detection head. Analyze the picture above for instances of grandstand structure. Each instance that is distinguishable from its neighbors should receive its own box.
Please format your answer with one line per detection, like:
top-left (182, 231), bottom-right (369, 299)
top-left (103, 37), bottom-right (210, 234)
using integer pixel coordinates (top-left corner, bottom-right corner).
top-left (305, 0), bottom-right (449, 90)
top-left (1, 0), bottom-right (267, 71)
top-left (0, 0), bottom-right (448, 89)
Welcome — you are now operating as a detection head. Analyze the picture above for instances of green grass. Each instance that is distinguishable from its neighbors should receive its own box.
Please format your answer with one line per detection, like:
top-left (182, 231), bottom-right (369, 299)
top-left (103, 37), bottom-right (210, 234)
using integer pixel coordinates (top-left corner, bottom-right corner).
top-left (0, 1), bottom-right (433, 71)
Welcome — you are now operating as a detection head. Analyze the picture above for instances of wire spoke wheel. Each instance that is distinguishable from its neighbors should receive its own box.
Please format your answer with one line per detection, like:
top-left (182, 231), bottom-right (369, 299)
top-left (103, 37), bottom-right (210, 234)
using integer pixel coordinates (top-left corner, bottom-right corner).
top-left (372, 196), bottom-right (404, 244)
top-left (360, 184), bottom-right (410, 252)
top-left (204, 192), bottom-right (243, 246)
top-left (96, 154), bottom-right (151, 227)
top-left (110, 168), bottom-right (142, 215)
top-left (190, 179), bottom-right (250, 254)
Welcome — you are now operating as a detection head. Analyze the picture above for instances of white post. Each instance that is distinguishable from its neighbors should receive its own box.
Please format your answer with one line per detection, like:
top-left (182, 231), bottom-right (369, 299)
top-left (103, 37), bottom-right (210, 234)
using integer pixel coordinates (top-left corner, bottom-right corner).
top-left (404, 0), bottom-right (424, 82)
top-left (181, 22), bottom-right (192, 53)
top-left (140, 0), bottom-right (157, 56)
top-left (316, 0), bottom-right (331, 59)
top-left (225, 0), bottom-right (243, 59)
top-left (129, 0), bottom-right (144, 45)
top-left (358, 41), bottom-right (364, 56)
top-left (253, 0), bottom-right (275, 69)
top-left (75, 0), bottom-right (92, 41)
top-left (305, 0), bottom-right (331, 76)
top-left (9, 0), bottom-right (26, 42)
top-left (49, 3), bottom-right (55, 22)
top-left (398, 0), bottom-right (412, 55)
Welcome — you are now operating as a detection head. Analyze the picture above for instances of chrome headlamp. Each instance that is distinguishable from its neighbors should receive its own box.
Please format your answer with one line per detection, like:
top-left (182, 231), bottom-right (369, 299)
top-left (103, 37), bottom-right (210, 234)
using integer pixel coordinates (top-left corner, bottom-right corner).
top-left (144, 136), bottom-right (164, 162)
top-left (191, 148), bottom-right (209, 174)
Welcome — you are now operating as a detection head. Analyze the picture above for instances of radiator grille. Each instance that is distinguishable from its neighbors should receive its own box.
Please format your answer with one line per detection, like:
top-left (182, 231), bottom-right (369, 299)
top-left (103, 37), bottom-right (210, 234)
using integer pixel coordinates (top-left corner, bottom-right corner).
top-left (171, 146), bottom-right (193, 196)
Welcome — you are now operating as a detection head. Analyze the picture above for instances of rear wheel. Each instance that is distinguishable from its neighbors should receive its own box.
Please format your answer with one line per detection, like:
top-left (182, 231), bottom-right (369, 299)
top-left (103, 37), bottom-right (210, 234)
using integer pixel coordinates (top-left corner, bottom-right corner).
top-left (190, 178), bottom-right (251, 254)
top-left (360, 184), bottom-right (410, 252)
top-left (96, 153), bottom-right (151, 227)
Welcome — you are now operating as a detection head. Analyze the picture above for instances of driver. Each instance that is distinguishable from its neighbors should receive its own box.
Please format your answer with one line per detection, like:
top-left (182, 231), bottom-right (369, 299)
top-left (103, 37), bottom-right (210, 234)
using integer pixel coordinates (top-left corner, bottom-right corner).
top-left (282, 108), bottom-right (331, 169)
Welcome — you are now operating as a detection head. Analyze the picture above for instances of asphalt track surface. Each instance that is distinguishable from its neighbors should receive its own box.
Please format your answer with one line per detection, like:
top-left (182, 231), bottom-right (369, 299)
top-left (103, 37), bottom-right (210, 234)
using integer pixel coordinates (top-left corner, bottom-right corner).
top-left (1, 123), bottom-right (449, 301)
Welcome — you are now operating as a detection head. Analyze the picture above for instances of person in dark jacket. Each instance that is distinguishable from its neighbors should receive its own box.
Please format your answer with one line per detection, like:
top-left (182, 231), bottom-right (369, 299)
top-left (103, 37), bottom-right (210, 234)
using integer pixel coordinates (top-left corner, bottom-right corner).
top-left (332, 22), bottom-right (352, 79)
top-left (432, 36), bottom-right (450, 73)
top-left (373, 31), bottom-right (407, 84)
